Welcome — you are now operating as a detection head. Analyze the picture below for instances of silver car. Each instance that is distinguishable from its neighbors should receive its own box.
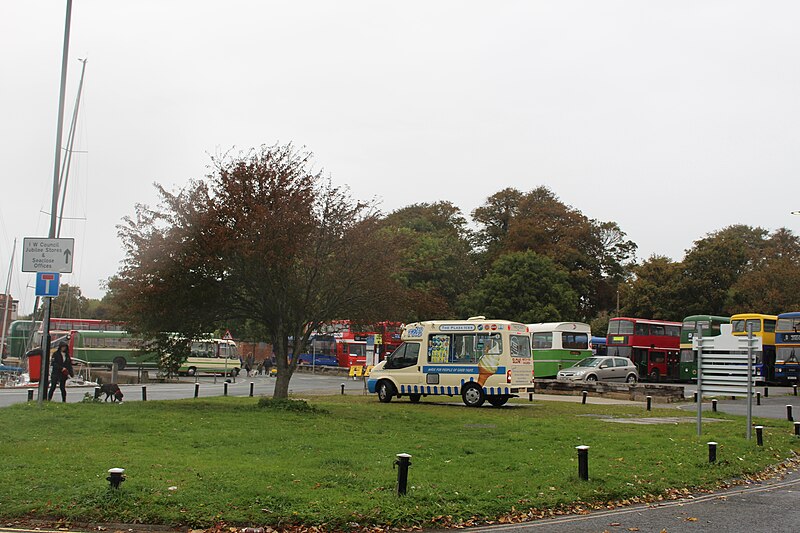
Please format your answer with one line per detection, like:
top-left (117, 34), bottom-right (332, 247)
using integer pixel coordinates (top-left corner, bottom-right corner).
top-left (556, 356), bottom-right (638, 383)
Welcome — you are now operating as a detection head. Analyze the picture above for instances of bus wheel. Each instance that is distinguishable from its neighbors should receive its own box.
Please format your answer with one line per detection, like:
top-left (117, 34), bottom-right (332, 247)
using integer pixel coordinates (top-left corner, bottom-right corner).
top-left (409, 393), bottom-right (422, 403)
top-left (488, 395), bottom-right (509, 407)
top-left (461, 383), bottom-right (485, 407)
top-left (377, 381), bottom-right (395, 403)
top-left (648, 369), bottom-right (660, 382)
top-left (113, 357), bottom-right (127, 371)
top-left (187, 367), bottom-right (197, 377)
top-left (626, 374), bottom-right (638, 384)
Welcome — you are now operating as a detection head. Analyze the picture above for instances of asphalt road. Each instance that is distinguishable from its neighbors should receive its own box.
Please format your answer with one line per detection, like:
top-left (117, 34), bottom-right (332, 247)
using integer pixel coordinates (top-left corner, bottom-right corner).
top-left (461, 466), bottom-right (800, 533)
top-left (0, 372), bottom-right (366, 407)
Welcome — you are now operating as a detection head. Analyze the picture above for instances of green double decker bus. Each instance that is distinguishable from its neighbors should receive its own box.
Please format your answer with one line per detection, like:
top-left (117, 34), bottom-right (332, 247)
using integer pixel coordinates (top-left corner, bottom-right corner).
top-left (679, 315), bottom-right (730, 381)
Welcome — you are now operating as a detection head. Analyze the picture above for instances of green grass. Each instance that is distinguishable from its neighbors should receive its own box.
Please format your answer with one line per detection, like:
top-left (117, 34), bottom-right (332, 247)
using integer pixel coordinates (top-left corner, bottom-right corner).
top-left (0, 395), bottom-right (798, 529)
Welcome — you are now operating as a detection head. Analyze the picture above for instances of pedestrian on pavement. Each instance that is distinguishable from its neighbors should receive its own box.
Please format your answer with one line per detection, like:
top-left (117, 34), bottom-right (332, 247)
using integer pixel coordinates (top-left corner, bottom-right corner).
top-left (48, 341), bottom-right (74, 402)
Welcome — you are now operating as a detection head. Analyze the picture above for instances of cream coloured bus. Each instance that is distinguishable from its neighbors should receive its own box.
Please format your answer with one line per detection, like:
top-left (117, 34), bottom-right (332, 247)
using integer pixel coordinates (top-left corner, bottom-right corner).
top-left (367, 317), bottom-right (534, 407)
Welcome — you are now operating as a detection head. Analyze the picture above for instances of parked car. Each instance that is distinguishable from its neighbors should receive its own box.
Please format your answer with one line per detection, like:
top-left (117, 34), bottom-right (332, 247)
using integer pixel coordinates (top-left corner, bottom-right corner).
top-left (556, 356), bottom-right (638, 383)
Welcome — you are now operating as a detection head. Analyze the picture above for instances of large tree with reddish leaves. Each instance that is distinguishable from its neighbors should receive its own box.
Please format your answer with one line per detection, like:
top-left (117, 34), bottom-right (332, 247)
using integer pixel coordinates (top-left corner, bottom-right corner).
top-left (109, 144), bottom-right (399, 397)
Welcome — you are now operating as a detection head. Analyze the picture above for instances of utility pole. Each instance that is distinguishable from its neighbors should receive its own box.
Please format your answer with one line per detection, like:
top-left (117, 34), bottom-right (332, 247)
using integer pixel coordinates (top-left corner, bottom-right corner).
top-left (39, 0), bottom-right (73, 405)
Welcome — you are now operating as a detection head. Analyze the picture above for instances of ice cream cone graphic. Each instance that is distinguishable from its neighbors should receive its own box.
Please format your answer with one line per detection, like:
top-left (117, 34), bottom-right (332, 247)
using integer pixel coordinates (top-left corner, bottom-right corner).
top-left (477, 352), bottom-right (500, 386)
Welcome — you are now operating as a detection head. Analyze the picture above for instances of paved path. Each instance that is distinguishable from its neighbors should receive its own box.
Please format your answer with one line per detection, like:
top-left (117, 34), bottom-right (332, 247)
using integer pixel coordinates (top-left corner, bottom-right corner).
top-left (462, 464), bottom-right (800, 533)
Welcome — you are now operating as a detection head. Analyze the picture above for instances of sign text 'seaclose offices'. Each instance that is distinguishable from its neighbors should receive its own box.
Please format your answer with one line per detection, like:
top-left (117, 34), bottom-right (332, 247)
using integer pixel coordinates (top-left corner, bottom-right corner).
top-left (22, 237), bottom-right (74, 273)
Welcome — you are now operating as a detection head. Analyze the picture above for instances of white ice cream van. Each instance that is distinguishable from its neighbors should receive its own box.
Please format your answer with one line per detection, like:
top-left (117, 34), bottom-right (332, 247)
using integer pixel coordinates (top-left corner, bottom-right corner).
top-left (367, 316), bottom-right (535, 407)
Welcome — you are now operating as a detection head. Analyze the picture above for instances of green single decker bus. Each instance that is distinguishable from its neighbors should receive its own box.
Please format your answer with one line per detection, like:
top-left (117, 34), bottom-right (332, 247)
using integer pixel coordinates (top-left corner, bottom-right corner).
top-left (679, 315), bottom-right (730, 381)
top-left (527, 322), bottom-right (592, 378)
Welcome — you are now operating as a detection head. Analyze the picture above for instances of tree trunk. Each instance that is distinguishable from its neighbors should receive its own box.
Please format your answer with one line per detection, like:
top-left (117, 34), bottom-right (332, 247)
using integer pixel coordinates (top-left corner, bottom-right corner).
top-left (273, 368), bottom-right (292, 398)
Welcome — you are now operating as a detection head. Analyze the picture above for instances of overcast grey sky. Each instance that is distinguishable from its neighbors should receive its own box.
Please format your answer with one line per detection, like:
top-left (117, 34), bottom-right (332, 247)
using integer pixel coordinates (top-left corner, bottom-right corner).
top-left (2, 1), bottom-right (799, 315)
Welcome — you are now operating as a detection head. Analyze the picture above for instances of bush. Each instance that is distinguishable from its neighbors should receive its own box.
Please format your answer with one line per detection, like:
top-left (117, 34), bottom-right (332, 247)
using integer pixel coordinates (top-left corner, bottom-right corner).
top-left (256, 397), bottom-right (328, 414)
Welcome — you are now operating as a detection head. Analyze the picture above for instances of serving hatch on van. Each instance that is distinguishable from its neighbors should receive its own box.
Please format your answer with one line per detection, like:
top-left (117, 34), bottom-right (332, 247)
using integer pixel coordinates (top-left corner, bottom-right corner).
top-left (367, 316), bottom-right (534, 407)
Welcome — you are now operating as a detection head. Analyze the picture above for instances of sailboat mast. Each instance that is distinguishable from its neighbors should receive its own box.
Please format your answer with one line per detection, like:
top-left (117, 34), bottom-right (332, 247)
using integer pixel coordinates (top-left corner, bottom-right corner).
top-left (0, 239), bottom-right (16, 365)
top-left (57, 57), bottom-right (88, 237)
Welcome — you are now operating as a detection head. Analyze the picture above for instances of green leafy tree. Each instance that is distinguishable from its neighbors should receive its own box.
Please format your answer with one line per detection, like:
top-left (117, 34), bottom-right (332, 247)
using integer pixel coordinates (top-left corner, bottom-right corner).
top-left (49, 284), bottom-right (88, 318)
top-left (379, 202), bottom-right (477, 320)
top-left (457, 251), bottom-right (577, 323)
top-left (620, 255), bottom-right (685, 320)
top-left (109, 144), bottom-right (400, 398)
top-left (472, 186), bottom-right (636, 319)
top-left (678, 225), bottom-right (768, 315)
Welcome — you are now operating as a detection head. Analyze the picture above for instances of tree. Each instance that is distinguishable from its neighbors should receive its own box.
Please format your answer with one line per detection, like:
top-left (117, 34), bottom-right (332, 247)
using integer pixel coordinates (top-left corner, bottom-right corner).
top-left (471, 186), bottom-right (637, 319)
top-left (679, 225), bottom-right (768, 315)
top-left (49, 284), bottom-right (88, 318)
top-left (109, 144), bottom-right (400, 398)
top-left (728, 227), bottom-right (800, 313)
top-left (620, 255), bottom-right (684, 320)
top-left (457, 251), bottom-right (578, 323)
top-left (379, 202), bottom-right (477, 320)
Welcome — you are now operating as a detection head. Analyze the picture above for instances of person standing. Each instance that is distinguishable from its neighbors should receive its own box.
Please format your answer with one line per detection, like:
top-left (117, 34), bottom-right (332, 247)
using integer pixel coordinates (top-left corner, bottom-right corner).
top-left (48, 341), bottom-right (74, 402)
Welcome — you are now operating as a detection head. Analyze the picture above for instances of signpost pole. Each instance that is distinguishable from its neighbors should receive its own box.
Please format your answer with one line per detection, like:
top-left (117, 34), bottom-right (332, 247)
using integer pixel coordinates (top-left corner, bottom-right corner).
top-left (746, 323), bottom-right (754, 440)
top-left (696, 325), bottom-right (703, 437)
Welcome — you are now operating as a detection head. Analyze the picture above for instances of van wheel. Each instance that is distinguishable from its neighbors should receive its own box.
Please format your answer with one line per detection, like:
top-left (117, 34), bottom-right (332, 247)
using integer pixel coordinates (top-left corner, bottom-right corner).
top-left (377, 381), bottom-right (395, 403)
top-left (408, 393), bottom-right (422, 403)
top-left (626, 374), bottom-right (638, 384)
top-left (113, 357), bottom-right (127, 371)
top-left (488, 395), bottom-right (509, 407)
top-left (461, 383), bottom-right (485, 407)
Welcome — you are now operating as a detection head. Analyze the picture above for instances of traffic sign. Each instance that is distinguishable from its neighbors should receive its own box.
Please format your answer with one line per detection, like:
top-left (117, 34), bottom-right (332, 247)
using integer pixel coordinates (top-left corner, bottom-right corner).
top-left (35, 272), bottom-right (60, 297)
top-left (22, 237), bottom-right (75, 273)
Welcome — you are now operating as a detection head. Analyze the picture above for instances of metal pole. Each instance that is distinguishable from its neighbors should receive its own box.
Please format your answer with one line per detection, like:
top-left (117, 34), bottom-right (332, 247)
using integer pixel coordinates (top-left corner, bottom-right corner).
top-left (746, 323), bottom-right (754, 440)
top-left (794, 422), bottom-right (800, 437)
top-left (696, 325), bottom-right (703, 436)
top-left (708, 442), bottom-right (717, 463)
top-left (49, 0), bottom-right (73, 239)
top-left (56, 58), bottom-right (88, 237)
top-left (757, 391), bottom-right (761, 405)
top-left (394, 453), bottom-right (412, 496)
top-left (38, 298), bottom-right (53, 405)
top-left (141, 386), bottom-right (147, 401)
top-left (224, 382), bottom-right (228, 396)
top-left (576, 445), bottom-right (589, 480)
top-left (712, 399), bottom-right (717, 412)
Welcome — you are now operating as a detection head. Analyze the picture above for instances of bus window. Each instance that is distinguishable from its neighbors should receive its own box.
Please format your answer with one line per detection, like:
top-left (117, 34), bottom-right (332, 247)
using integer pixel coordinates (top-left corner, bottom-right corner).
top-left (764, 320), bottom-right (776, 333)
top-left (533, 332), bottom-right (553, 349)
top-left (650, 325), bottom-right (665, 336)
top-left (563, 333), bottom-right (588, 350)
top-left (510, 334), bottom-right (531, 357)
top-left (635, 323), bottom-right (648, 335)
top-left (665, 325), bottom-right (680, 337)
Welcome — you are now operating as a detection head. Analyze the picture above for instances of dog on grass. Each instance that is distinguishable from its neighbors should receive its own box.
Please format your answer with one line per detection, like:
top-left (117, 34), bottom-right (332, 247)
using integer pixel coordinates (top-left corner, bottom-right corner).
top-left (99, 383), bottom-right (124, 402)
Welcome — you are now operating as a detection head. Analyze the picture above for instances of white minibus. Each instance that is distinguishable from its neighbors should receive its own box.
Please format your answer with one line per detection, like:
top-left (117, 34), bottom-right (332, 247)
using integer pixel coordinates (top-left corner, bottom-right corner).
top-left (367, 317), bottom-right (534, 407)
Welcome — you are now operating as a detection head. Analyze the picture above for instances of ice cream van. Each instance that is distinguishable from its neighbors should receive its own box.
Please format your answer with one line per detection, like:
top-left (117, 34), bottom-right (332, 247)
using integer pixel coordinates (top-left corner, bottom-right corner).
top-left (367, 317), bottom-right (535, 407)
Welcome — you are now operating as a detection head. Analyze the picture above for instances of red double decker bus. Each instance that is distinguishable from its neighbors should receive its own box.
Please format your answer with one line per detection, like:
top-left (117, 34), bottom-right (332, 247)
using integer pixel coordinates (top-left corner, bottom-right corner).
top-left (606, 317), bottom-right (681, 381)
top-left (298, 320), bottom-right (404, 368)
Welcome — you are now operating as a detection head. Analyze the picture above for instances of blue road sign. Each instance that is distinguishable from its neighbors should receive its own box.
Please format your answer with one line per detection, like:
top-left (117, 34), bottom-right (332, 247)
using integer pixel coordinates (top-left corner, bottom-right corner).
top-left (35, 272), bottom-right (60, 297)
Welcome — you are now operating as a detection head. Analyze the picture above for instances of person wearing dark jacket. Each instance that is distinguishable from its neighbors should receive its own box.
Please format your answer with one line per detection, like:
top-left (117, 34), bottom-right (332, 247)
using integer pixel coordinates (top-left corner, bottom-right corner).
top-left (48, 341), bottom-right (74, 402)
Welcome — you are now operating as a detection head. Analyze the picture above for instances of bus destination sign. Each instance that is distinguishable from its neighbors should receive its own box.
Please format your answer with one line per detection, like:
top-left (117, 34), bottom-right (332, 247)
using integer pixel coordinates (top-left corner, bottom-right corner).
top-left (22, 237), bottom-right (75, 273)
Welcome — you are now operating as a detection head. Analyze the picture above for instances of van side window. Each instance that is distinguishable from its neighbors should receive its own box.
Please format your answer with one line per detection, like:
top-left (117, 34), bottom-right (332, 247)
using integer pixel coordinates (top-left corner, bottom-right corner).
top-left (386, 342), bottom-right (421, 369)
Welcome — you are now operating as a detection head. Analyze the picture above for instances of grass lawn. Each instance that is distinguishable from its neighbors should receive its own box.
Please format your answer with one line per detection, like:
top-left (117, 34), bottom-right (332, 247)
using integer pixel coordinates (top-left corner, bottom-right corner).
top-left (0, 394), bottom-right (798, 529)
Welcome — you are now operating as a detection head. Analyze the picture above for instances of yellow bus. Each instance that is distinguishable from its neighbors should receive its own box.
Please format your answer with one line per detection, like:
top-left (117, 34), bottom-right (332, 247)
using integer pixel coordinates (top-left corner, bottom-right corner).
top-left (179, 338), bottom-right (240, 377)
top-left (730, 313), bottom-right (777, 383)
top-left (367, 316), bottom-right (535, 407)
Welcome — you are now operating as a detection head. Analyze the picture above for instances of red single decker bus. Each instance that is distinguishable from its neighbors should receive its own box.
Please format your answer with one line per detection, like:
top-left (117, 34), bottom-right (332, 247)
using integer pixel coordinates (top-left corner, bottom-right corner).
top-left (606, 317), bottom-right (681, 381)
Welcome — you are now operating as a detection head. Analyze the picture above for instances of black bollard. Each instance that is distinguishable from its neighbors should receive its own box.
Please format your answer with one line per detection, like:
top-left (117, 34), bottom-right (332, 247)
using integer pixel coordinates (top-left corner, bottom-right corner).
top-left (249, 382), bottom-right (254, 397)
top-left (94, 387), bottom-right (101, 400)
top-left (106, 468), bottom-right (126, 489)
top-left (764, 387), bottom-right (769, 398)
top-left (712, 399), bottom-right (718, 412)
top-left (27, 389), bottom-right (34, 402)
top-left (394, 453), bottom-right (412, 496)
top-left (194, 382), bottom-right (199, 398)
top-left (756, 426), bottom-right (764, 446)
top-left (757, 392), bottom-right (761, 405)
top-left (787, 405), bottom-right (794, 422)
top-left (708, 442), bottom-right (717, 463)
top-left (528, 393), bottom-right (533, 402)
top-left (794, 385), bottom-right (798, 396)
top-left (693, 391), bottom-right (698, 403)
top-left (646, 396), bottom-right (652, 411)
top-left (224, 382), bottom-right (228, 396)
top-left (341, 383), bottom-right (345, 395)
top-left (141, 386), bottom-right (147, 401)
top-left (576, 445), bottom-right (589, 480)
top-left (582, 390), bottom-right (588, 405)
top-left (794, 422), bottom-right (800, 437)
